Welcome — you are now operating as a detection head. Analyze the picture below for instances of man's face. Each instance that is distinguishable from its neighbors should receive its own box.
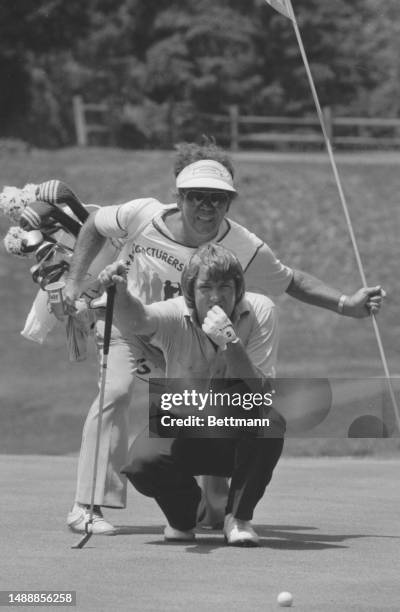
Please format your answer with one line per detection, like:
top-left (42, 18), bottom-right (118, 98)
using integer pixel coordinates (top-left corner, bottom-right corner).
top-left (194, 268), bottom-right (237, 324)
top-left (178, 189), bottom-right (232, 242)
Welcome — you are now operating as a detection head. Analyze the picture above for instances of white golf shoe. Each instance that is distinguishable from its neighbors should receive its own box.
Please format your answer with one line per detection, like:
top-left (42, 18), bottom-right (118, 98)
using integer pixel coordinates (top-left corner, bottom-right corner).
top-left (163, 490), bottom-right (207, 542)
top-left (223, 513), bottom-right (260, 547)
top-left (67, 503), bottom-right (115, 535)
top-left (163, 525), bottom-right (195, 542)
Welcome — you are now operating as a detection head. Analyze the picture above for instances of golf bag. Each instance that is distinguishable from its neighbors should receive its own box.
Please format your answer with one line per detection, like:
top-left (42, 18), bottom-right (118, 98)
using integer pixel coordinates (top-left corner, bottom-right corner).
top-left (0, 180), bottom-right (121, 360)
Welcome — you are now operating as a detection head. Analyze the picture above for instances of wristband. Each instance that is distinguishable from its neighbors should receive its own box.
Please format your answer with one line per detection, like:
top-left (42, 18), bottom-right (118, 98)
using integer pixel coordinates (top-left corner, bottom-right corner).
top-left (220, 323), bottom-right (237, 343)
top-left (220, 326), bottom-right (238, 351)
top-left (338, 294), bottom-right (347, 315)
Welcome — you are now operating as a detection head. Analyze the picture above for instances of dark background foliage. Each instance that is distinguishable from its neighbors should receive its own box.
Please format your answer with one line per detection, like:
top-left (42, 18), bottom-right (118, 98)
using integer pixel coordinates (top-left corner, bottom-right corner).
top-left (0, 0), bottom-right (399, 147)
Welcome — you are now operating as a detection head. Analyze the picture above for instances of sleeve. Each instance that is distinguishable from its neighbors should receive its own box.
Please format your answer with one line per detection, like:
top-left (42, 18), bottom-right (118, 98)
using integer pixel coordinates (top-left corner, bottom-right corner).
top-left (244, 243), bottom-right (293, 297)
top-left (94, 198), bottom-right (163, 238)
top-left (245, 297), bottom-right (279, 378)
top-left (142, 299), bottom-right (184, 353)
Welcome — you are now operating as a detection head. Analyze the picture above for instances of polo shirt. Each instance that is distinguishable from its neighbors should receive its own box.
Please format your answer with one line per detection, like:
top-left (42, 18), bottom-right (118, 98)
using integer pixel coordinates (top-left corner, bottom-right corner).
top-left (94, 199), bottom-right (293, 302)
top-left (146, 292), bottom-right (278, 381)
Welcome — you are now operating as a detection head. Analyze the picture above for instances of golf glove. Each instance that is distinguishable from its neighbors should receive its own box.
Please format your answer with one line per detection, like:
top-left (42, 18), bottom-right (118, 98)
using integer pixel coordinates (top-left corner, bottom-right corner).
top-left (202, 305), bottom-right (238, 350)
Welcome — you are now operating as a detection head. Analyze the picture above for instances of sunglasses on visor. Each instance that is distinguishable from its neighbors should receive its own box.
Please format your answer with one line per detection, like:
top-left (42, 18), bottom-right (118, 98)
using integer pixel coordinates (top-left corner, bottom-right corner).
top-left (182, 189), bottom-right (231, 207)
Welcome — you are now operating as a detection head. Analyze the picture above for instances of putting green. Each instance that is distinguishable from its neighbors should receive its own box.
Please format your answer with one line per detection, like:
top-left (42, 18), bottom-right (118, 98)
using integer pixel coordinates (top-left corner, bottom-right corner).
top-left (1, 454), bottom-right (399, 611)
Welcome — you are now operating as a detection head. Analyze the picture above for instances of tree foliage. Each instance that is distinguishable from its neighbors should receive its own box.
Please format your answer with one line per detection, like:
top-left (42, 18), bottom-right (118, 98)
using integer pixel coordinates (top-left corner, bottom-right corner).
top-left (0, 0), bottom-right (398, 147)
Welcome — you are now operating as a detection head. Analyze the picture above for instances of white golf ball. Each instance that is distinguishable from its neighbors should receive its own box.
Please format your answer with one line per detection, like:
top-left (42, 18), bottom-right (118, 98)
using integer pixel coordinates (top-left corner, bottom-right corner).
top-left (277, 591), bottom-right (293, 607)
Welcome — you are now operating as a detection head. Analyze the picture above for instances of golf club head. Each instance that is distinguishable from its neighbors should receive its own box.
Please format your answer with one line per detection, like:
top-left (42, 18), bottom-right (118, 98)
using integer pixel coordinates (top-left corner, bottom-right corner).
top-left (21, 229), bottom-right (44, 252)
top-left (30, 263), bottom-right (43, 284)
top-left (30, 260), bottom-right (69, 287)
top-left (35, 241), bottom-right (56, 263)
top-left (71, 519), bottom-right (93, 549)
top-left (71, 532), bottom-right (93, 549)
top-left (39, 261), bottom-right (69, 289)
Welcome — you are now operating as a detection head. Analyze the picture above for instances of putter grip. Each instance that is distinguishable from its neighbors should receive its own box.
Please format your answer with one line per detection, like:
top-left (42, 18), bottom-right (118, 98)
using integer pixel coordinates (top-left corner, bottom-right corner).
top-left (102, 285), bottom-right (116, 356)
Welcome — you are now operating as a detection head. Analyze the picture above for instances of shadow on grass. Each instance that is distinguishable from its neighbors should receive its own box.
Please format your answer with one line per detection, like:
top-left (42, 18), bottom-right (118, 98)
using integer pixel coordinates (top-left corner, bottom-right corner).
top-left (110, 522), bottom-right (399, 554)
top-left (113, 525), bottom-right (164, 536)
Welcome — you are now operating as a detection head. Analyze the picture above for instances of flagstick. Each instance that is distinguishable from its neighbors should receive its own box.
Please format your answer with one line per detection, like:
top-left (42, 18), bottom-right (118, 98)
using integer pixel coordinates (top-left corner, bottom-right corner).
top-left (285, 0), bottom-right (400, 434)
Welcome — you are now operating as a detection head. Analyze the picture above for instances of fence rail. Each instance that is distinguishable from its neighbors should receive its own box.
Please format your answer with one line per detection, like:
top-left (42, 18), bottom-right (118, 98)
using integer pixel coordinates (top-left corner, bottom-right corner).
top-left (198, 105), bottom-right (400, 151)
top-left (72, 96), bottom-right (400, 150)
top-left (72, 96), bottom-right (111, 146)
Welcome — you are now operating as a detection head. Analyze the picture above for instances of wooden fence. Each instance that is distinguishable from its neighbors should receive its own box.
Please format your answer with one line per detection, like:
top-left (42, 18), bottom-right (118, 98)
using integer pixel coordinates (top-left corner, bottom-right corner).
top-left (72, 96), bottom-right (400, 150)
top-left (72, 96), bottom-right (111, 147)
top-left (199, 105), bottom-right (400, 151)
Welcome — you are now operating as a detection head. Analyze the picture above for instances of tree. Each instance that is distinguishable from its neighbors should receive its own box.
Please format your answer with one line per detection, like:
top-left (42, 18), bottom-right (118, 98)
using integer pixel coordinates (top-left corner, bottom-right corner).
top-left (255, 0), bottom-right (369, 115)
top-left (0, 1), bottom-right (91, 145)
top-left (1, 0), bottom-right (399, 147)
top-left (144, 1), bottom-right (261, 113)
top-left (355, 0), bottom-right (400, 116)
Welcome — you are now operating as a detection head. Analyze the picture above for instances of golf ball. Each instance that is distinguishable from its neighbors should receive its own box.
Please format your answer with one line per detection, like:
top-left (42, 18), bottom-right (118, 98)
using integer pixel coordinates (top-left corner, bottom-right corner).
top-left (277, 591), bottom-right (293, 607)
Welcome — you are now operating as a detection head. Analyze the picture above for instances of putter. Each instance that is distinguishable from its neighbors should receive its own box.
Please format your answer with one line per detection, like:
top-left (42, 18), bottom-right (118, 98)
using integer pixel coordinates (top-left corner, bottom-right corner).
top-left (71, 284), bottom-right (116, 549)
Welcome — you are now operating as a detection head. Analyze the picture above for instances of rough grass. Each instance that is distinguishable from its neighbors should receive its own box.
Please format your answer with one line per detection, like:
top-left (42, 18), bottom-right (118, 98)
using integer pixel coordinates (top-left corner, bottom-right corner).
top-left (0, 147), bottom-right (399, 456)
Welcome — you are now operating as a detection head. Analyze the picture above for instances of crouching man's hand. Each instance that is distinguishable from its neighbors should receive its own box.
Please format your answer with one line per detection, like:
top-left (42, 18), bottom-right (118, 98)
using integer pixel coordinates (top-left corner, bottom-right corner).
top-left (202, 305), bottom-right (238, 350)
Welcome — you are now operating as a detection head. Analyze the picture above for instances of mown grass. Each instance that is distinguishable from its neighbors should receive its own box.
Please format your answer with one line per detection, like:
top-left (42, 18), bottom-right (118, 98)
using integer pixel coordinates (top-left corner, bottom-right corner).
top-left (0, 147), bottom-right (399, 456)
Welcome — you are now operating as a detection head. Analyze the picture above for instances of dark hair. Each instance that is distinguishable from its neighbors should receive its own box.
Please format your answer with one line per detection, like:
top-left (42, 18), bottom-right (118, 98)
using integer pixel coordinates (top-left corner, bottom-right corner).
top-left (181, 243), bottom-right (245, 309)
top-left (173, 138), bottom-right (235, 179)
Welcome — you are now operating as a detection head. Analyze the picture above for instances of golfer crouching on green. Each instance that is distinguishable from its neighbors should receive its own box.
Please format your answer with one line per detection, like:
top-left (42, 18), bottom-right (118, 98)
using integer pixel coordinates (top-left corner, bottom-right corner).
top-left (98, 242), bottom-right (284, 547)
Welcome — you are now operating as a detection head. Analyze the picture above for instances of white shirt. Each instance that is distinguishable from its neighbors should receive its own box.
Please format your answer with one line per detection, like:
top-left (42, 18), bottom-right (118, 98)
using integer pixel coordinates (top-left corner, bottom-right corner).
top-left (95, 198), bottom-right (293, 303)
top-left (147, 293), bottom-right (278, 380)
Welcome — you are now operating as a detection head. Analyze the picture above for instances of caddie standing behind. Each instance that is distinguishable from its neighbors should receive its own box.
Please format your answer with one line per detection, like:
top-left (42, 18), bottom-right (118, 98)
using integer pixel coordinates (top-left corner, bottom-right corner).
top-left (64, 140), bottom-right (385, 534)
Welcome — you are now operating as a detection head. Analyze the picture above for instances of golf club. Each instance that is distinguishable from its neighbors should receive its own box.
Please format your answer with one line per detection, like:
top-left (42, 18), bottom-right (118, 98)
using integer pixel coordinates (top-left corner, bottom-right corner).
top-left (71, 284), bottom-right (116, 549)
top-left (38, 261), bottom-right (70, 288)
top-left (35, 241), bottom-right (57, 264)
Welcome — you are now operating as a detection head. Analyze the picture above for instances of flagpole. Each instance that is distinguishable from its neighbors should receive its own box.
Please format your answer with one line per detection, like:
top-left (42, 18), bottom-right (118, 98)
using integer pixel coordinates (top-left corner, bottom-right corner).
top-left (284, 0), bottom-right (400, 434)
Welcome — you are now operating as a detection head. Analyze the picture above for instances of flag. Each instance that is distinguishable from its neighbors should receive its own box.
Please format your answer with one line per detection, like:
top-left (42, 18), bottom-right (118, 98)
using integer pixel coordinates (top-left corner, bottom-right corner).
top-left (264, 0), bottom-right (293, 21)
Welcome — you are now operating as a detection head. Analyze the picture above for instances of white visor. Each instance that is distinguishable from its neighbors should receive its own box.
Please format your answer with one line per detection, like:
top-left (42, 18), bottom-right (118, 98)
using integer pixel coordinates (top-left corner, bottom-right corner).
top-left (176, 160), bottom-right (236, 192)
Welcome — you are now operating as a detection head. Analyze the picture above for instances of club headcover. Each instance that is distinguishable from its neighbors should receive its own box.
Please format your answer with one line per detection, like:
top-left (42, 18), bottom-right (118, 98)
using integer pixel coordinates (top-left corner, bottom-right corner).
top-left (20, 200), bottom-right (82, 237)
top-left (37, 180), bottom-right (89, 224)
top-left (4, 227), bottom-right (44, 258)
top-left (0, 184), bottom-right (37, 222)
top-left (20, 201), bottom-right (56, 230)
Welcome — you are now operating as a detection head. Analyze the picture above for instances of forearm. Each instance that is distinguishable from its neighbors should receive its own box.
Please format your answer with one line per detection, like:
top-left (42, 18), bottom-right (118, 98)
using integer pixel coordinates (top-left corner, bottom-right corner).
top-left (114, 285), bottom-right (156, 336)
top-left (286, 268), bottom-right (342, 314)
top-left (65, 213), bottom-right (106, 291)
top-left (224, 340), bottom-right (265, 393)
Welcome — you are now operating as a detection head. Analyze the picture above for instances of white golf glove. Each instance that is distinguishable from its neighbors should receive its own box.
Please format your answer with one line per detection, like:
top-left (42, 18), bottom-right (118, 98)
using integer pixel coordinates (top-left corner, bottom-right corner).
top-left (202, 305), bottom-right (238, 350)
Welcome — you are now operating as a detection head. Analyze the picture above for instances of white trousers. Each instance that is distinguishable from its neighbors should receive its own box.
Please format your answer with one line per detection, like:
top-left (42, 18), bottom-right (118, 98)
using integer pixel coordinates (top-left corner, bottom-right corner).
top-left (74, 316), bottom-right (229, 511)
